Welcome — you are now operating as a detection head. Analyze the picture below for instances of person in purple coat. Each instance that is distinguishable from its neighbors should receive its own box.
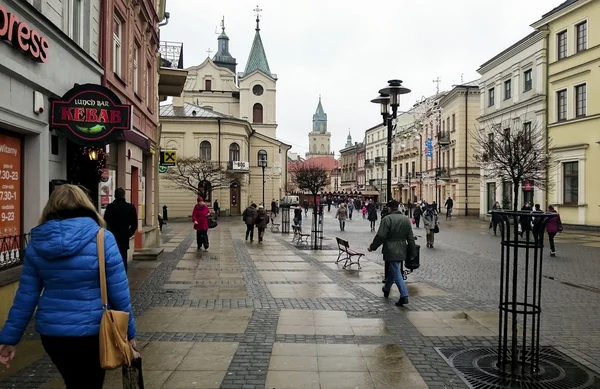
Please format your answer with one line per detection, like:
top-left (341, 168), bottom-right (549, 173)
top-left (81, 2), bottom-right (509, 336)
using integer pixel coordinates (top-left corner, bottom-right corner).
top-left (545, 205), bottom-right (563, 257)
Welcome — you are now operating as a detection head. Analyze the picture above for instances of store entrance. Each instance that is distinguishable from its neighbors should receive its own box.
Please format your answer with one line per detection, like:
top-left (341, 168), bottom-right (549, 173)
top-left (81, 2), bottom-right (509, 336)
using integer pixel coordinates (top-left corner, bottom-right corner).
top-left (64, 139), bottom-right (104, 206)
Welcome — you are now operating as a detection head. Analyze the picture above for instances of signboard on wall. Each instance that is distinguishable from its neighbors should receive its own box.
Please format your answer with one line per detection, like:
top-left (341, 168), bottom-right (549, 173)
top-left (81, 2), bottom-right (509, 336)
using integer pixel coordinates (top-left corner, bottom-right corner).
top-left (97, 169), bottom-right (116, 216)
top-left (0, 134), bottom-right (22, 244)
top-left (160, 150), bottom-right (177, 166)
top-left (50, 84), bottom-right (131, 146)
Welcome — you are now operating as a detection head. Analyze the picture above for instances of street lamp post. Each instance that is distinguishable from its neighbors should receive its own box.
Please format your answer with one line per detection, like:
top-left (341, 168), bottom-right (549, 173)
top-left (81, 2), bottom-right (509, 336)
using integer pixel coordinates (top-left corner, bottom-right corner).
top-left (258, 150), bottom-right (268, 206)
top-left (372, 80), bottom-right (411, 204)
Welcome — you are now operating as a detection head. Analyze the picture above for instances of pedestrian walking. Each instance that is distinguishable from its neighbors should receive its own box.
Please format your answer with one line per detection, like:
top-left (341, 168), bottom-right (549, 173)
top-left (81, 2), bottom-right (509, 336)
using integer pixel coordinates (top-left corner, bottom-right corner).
top-left (367, 203), bottom-right (378, 231)
top-left (362, 205), bottom-right (367, 219)
top-left (303, 199), bottom-right (309, 216)
top-left (423, 203), bottom-right (439, 248)
top-left (294, 205), bottom-right (303, 229)
top-left (271, 199), bottom-right (277, 216)
top-left (243, 203), bottom-right (257, 242)
top-left (490, 201), bottom-right (501, 235)
top-left (519, 202), bottom-right (533, 237)
top-left (335, 203), bottom-right (348, 231)
top-left (102, 187), bottom-right (138, 273)
top-left (412, 205), bottom-right (422, 228)
top-left (444, 196), bottom-right (454, 220)
top-left (545, 205), bottom-right (563, 257)
top-left (254, 205), bottom-right (269, 243)
top-left (213, 199), bottom-right (220, 218)
top-left (368, 200), bottom-right (417, 307)
top-left (192, 197), bottom-right (210, 250)
top-left (0, 184), bottom-right (136, 388)
top-left (348, 201), bottom-right (354, 220)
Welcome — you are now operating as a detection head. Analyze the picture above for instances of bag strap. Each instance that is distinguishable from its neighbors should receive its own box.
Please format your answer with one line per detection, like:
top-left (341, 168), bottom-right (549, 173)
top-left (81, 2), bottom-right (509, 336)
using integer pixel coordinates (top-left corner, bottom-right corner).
top-left (97, 229), bottom-right (108, 308)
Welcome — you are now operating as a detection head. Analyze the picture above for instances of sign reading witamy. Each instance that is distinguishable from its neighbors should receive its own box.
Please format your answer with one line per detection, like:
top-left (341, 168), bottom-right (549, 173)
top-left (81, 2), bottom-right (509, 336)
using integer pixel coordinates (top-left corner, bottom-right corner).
top-left (0, 134), bottom-right (22, 261)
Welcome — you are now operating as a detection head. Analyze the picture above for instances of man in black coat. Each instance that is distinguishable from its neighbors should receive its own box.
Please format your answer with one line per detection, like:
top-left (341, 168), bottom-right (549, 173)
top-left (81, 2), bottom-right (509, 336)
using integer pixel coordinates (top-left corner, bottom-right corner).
top-left (103, 187), bottom-right (138, 272)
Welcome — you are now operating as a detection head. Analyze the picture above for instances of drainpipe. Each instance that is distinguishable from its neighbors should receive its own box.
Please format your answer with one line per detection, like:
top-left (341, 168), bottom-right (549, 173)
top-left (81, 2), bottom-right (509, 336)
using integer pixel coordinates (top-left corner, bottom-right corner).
top-left (543, 26), bottom-right (550, 210)
top-left (217, 118), bottom-right (222, 165)
top-left (465, 86), bottom-right (470, 217)
top-left (99, 0), bottom-right (107, 86)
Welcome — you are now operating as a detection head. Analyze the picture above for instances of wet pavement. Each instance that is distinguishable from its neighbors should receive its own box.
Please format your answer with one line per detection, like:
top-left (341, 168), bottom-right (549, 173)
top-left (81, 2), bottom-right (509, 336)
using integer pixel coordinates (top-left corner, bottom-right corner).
top-left (1, 212), bottom-right (600, 388)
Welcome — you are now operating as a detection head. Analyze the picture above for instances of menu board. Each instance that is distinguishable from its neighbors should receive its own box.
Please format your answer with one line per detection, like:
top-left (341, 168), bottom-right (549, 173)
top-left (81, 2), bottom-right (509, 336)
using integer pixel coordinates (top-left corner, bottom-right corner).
top-left (0, 134), bottom-right (22, 243)
top-left (98, 169), bottom-right (116, 216)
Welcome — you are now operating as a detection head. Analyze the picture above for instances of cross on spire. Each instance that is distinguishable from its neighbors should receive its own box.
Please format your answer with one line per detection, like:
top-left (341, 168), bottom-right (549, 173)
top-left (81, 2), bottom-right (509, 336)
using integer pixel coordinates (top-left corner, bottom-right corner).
top-left (254, 5), bottom-right (262, 30)
top-left (206, 48), bottom-right (213, 57)
top-left (220, 16), bottom-right (225, 32)
top-left (433, 77), bottom-right (441, 94)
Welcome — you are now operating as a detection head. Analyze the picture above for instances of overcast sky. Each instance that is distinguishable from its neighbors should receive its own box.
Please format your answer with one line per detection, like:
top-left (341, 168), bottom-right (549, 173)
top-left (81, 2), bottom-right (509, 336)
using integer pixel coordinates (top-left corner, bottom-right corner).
top-left (160, 0), bottom-right (563, 156)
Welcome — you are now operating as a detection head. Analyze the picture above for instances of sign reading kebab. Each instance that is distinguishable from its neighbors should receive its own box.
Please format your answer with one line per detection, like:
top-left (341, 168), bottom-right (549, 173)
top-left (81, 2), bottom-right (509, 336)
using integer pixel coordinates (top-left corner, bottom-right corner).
top-left (51, 84), bottom-right (132, 145)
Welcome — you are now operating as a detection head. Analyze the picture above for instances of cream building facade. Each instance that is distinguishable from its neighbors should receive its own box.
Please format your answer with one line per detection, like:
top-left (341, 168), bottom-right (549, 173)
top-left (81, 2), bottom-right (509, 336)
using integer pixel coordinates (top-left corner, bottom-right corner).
top-left (339, 132), bottom-right (357, 191)
top-left (364, 124), bottom-right (387, 200)
top-left (477, 31), bottom-right (547, 217)
top-left (532, 0), bottom-right (600, 226)
top-left (159, 16), bottom-right (290, 217)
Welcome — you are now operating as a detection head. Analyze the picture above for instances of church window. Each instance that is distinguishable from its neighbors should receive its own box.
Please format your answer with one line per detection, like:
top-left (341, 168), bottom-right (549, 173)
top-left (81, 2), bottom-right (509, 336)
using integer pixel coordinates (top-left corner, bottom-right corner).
top-left (253, 103), bottom-right (263, 124)
top-left (229, 143), bottom-right (240, 162)
top-left (205, 79), bottom-right (212, 91)
top-left (252, 85), bottom-right (264, 96)
top-left (199, 141), bottom-right (211, 160)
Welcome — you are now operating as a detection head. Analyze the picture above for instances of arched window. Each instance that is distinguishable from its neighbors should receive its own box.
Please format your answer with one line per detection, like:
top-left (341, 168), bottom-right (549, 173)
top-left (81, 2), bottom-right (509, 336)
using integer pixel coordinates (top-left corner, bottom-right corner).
top-left (165, 140), bottom-right (178, 151)
top-left (257, 149), bottom-right (267, 167)
top-left (229, 143), bottom-right (240, 162)
top-left (199, 141), bottom-right (211, 160)
top-left (320, 144), bottom-right (325, 152)
top-left (253, 103), bottom-right (263, 124)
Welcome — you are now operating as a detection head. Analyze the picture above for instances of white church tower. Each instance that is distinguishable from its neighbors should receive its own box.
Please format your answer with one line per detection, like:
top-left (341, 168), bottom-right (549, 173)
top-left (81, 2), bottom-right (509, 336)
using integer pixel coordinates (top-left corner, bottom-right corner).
top-left (238, 9), bottom-right (277, 139)
top-left (306, 96), bottom-right (332, 159)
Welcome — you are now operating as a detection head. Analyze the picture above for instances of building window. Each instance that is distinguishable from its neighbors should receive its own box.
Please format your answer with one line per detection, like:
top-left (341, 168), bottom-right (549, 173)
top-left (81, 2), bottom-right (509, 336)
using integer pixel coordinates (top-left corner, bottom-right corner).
top-left (146, 62), bottom-right (153, 108)
top-left (557, 30), bottom-right (567, 60)
top-left (199, 141), bottom-right (211, 160)
top-left (452, 114), bottom-right (455, 131)
top-left (394, 165), bottom-right (397, 178)
top-left (133, 44), bottom-right (139, 94)
top-left (258, 149), bottom-right (267, 165)
top-left (229, 143), bottom-right (240, 162)
top-left (253, 103), bottom-right (263, 124)
top-left (557, 90), bottom-right (567, 121)
top-left (576, 21), bottom-right (587, 52)
top-left (442, 120), bottom-right (445, 132)
top-left (523, 122), bottom-right (532, 141)
top-left (503, 128), bottom-right (510, 153)
top-left (488, 87), bottom-right (495, 107)
top-left (563, 161), bottom-right (578, 205)
top-left (68, 0), bottom-right (84, 45)
top-left (451, 148), bottom-right (455, 168)
top-left (575, 84), bottom-right (586, 118)
top-left (504, 79), bottom-right (511, 100)
top-left (524, 69), bottom-right (532, 91)
top-left (205, 79), bottom-right (212, 91)
top-left (112, 15), bottom-right (122, 77)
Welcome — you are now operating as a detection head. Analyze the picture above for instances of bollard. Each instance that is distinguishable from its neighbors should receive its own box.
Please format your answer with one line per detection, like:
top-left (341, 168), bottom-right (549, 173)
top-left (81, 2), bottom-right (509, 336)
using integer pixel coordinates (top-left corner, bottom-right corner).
top-left (162, 205), bottom-right (168, 221)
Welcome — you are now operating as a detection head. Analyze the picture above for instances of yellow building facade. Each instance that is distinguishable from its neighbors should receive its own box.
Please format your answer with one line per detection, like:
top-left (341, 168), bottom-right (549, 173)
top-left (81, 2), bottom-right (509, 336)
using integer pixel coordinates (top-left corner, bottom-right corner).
top-left (533, 0), bottom-right (600, 226)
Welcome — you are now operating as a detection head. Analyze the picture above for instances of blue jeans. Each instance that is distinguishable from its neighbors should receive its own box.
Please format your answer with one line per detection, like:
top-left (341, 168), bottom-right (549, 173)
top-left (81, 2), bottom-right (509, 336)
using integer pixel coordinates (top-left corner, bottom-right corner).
top-left (384, 261), bottom-right (408, 297)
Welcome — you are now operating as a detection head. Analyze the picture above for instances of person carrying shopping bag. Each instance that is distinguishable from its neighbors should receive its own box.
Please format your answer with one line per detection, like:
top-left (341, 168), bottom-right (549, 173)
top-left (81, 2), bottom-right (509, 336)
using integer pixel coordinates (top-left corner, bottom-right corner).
top-left (0, 184), bottom-right (136, 389)
top-left (423, 203), bottom-right (439, 248)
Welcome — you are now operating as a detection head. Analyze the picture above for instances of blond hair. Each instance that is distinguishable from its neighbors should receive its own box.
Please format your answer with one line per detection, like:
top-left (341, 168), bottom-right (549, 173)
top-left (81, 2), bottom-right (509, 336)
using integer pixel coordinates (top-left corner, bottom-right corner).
top-left (40, 184), bottom-right (106, 227)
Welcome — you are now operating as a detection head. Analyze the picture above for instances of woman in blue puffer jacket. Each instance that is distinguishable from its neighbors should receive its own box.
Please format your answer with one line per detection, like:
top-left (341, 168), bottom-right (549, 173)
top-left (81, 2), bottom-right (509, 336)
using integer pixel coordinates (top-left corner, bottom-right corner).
top-left (0, 184), bottom-right (136, 388)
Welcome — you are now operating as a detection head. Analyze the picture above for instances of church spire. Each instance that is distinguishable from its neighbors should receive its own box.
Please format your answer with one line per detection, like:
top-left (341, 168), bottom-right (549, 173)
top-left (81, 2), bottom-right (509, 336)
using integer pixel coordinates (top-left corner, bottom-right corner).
top-left (243, 5), bottom-right (272, 77)
top-left (345, 130), bottom-right (353, 147)
top-left (213, 16), bottom-right (237, 73)
top-left (312, 96), bottom-right (328, 133)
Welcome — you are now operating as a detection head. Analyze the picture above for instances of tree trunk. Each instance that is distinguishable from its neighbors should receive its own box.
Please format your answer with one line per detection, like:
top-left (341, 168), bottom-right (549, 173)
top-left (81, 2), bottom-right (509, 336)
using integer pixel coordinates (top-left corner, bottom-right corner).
top-left (313, 193), bottom-right (318, 250)
top-left (513, 182), bottom-right (520, 212)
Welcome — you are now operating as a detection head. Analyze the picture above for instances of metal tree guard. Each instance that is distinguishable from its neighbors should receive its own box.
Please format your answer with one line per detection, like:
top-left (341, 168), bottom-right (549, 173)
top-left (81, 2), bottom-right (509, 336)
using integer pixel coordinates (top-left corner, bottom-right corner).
top-left (281, 204), bottom-right (291, 234)
top-left (495, 210), bottom-right (556, 378)
top-left (310, 205), bottom-right (324, 250)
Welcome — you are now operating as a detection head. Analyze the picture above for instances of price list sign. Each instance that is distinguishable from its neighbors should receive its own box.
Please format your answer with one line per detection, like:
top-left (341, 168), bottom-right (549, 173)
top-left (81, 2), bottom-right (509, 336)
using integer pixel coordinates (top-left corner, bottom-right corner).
top-left (0, 134), bottom-right (21, 239)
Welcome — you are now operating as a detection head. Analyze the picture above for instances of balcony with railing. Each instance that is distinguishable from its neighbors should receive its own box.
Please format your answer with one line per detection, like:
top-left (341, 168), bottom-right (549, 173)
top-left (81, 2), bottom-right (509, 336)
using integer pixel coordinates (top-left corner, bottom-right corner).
top-left (365, 159), bottom-right (374, 167)
top-left (375, 156), bottom-right (386, 164)
top-left (159, 41), bottom-right (188, 99)
top-left (437, 131), bottom-right (450, 146)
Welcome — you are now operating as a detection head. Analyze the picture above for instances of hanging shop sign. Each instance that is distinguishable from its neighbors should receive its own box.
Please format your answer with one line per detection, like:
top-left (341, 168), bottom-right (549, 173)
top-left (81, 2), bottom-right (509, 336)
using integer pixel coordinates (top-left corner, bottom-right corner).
top-left (50, 84), bottom-right (131, 146)
top-left (160, 150), bottom-right (177, 166)
top-left (0, 4), bottom-right (50, 63)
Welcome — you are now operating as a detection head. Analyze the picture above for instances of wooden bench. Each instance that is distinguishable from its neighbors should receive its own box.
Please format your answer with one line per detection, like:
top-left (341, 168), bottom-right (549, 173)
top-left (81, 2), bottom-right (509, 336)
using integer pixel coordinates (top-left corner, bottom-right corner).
top-left (270, 215), bottom-right (281, 233)
top-left (292, 225), bottom-right (310, 245)
top-left (335, 237), bottom-right (364, 269)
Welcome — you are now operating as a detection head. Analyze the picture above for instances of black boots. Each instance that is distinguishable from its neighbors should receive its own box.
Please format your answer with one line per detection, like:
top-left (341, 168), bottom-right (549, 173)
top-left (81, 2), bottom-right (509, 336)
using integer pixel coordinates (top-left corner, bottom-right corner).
top-left (382, 287), bottom-right (390, 298)
top-left (395, 296), bottom-right (409, 307)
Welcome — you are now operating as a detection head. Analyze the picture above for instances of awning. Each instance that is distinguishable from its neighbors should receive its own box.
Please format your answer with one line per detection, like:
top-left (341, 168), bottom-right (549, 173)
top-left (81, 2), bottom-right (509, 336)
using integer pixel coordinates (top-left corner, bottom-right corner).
top-left (120, 130), bottom-right (150, 152)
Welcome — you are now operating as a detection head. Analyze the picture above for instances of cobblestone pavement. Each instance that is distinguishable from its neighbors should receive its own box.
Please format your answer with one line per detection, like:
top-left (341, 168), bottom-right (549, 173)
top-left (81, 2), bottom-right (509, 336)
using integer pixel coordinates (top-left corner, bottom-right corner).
top-left (1, 213), bottom-right (599, 388)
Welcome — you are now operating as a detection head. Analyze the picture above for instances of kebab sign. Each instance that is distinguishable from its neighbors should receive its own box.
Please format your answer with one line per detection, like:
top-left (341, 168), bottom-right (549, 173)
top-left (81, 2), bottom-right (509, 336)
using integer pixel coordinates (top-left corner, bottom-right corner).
top-left (51, 84), bottom-right (131, 145)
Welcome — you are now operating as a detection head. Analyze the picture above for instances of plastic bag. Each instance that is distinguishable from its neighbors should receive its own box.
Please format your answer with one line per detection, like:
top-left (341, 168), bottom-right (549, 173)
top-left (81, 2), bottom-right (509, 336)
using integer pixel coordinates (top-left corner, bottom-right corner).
top-left (122, 353), bottom-right (144, 389)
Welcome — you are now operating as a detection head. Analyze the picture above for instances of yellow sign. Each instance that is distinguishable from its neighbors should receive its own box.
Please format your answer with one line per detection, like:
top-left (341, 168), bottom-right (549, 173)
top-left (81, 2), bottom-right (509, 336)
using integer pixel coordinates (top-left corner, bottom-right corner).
top-left (160, 150), bottom-right (177, 166)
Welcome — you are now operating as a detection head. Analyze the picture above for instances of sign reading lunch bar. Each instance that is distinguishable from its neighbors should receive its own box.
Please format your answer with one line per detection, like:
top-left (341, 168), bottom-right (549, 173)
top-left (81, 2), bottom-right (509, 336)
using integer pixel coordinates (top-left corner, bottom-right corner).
top-left (0, 3), bottom-right (50, 62)
top-left (51, 84), bottom-right (131, 145)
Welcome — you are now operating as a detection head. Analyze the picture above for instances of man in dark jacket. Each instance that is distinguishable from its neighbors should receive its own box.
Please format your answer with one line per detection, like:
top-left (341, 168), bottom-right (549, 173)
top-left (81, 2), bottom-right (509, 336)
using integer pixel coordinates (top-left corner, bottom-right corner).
top-left (368, 200), bottom-right (416, 307)
top-left (103, 187), bottom-right (138, 272)
top-left (243, 204), bottom-right (257, 242)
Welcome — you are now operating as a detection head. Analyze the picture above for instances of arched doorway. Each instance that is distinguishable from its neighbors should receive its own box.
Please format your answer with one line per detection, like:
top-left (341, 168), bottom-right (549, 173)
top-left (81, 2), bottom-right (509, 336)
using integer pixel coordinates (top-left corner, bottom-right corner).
top-left (230, 180), bottom-right (241, 215)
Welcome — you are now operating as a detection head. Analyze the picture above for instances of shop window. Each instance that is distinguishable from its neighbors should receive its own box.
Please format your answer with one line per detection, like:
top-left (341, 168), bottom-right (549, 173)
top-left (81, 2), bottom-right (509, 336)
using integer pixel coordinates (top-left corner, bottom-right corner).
top-left (51, 134), bottom-right (59, 156)
top-left (229, 143), bottom-right (240, 162)
top-left (563, 162), bottom-right (578, 205)
top-left (253, 103), bottom-right (263, 124)
top-left (199, 141), bottom-right (211, 160)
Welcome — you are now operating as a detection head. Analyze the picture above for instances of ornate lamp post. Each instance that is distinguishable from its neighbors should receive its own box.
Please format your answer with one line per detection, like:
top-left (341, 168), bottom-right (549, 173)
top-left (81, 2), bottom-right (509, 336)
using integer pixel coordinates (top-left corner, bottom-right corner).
top-left (372, 80), bottom-right (411, 203)
top-left (258, 150), bottom-right (268, 206)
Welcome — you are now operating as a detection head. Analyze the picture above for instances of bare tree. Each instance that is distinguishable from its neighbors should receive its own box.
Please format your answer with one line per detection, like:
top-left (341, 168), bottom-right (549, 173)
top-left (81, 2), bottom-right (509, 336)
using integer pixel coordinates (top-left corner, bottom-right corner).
top-left (290, 164), bottom-right (330, 205)
top-left (472, 118), bottom-right (552, 211)
top-left (162, 157), bottom-right (238, 198)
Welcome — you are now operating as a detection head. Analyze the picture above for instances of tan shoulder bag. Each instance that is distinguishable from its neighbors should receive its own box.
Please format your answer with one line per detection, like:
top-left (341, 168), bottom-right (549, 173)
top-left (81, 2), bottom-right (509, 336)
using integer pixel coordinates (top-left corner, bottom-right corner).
top-left (97, 229), bottom-right (134, 369)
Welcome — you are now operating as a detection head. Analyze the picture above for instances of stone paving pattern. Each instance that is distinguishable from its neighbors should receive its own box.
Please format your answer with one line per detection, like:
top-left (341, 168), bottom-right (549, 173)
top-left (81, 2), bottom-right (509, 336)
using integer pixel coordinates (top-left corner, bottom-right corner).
top-left (1, 211), bottom-right (600, 388)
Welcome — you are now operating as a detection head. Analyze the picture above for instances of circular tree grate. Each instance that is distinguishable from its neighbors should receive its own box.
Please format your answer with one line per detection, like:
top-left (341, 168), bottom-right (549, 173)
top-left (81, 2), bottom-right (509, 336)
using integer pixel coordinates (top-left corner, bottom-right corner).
top-left (436, 347), bottom-right (600, 389)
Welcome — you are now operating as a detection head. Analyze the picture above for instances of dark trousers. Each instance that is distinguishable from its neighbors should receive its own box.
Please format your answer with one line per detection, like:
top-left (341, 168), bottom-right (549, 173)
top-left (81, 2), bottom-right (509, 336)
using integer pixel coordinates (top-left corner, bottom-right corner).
top-left (548, 231), bottom-right (557, 252)
top-left (370, 220), bottom-right (376, 230)
top-left (257, 227), bottom-right (265, 242)
top-left (245, 224), bottom-right (255, 241)
top-left (41, 335), bottom-right (105, 389)
top-left (196, 230), bottom-right (209, 249)
top-left (384, 261), bottom-right (390, 280)
top-left (119, 247), bottom-right (128, 272)
top-left (414, 216), bottom-right (420, 228)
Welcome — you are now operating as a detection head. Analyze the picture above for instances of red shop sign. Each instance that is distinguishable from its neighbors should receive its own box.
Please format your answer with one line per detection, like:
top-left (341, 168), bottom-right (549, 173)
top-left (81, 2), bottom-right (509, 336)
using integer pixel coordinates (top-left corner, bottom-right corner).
top-left (50, 84), bottom-right (131, 146)
top-left (0, 3), bottom-right (50, 63)
top-left (523, 180), bottom-right (533, 191)
top-left (0, 134), bottom-right (22, 240)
